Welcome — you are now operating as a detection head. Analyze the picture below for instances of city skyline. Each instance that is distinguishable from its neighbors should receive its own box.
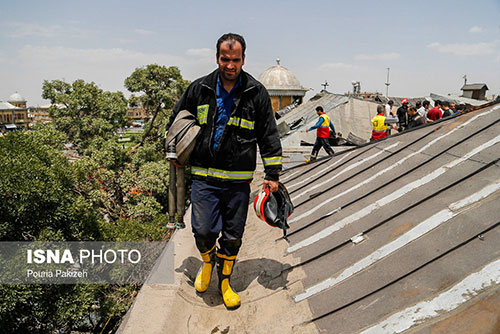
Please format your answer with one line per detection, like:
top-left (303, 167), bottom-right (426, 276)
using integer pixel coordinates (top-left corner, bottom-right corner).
top-left (1, 0), bottom-right (499, 106)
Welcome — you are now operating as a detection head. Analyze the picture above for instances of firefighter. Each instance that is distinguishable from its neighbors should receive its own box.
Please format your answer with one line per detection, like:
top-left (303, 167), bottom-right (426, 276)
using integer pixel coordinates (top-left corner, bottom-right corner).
top-left (165, 33), bottom-right (282, 310)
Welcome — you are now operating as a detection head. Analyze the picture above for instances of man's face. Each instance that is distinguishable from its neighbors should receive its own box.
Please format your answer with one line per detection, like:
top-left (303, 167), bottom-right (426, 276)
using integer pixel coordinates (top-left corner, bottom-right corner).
top-left (217, 40), bottom-right (245, 83)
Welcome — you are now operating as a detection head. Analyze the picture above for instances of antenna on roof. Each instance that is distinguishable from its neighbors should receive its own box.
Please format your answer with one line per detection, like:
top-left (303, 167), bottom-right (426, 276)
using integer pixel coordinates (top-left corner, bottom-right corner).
top-left (276, 58), bottom-right (280, 66)
top-left (321, 80), bottom-right (329, 92)
top-left (385, 68), bottom-right (391, 97)
top-left (351, 81), bottom-right (361, 95)
top-left (463, 74), bottom-right (467, 86)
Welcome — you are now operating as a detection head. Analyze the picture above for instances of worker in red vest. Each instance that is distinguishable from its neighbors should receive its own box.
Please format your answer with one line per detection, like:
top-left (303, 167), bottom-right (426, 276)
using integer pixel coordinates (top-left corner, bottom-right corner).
top-left (371, 105), bottom-right (399, 140)
top-left (306, 106), bottom-right (335, 162)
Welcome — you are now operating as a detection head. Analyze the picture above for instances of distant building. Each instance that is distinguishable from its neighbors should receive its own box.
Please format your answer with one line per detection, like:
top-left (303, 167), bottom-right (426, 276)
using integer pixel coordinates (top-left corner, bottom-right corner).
top-left (127, 104), bottom-right (150, 122)
top-left (0, 92), bottom-right (28, 128)
top-left (258, 59), bottom-right (308, 113)
top-left (29, 104), bottom-right (67, 124)
top-left (461, 83), bottom-right (488, 100)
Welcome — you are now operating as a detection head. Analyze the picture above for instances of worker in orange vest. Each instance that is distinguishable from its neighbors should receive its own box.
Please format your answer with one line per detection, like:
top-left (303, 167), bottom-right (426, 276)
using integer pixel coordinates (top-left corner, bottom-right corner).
top-left (306, 106), bottom-right (335, 162)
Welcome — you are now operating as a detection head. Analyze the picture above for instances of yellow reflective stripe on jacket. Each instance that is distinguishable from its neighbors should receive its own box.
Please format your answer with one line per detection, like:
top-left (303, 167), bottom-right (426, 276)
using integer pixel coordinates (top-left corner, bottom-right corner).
top-left (197, 104), bottom-right (209, 125)
top-left (191, 166), bottom-right (208, 177)
top-left (262, 156), bottom-right (282, 166)
top-left (191, 166), bottom-right (254, 180)
top-left (227, 117), bottom-right (255, 130)
top-left (240, 119), bottom-right (254, 130)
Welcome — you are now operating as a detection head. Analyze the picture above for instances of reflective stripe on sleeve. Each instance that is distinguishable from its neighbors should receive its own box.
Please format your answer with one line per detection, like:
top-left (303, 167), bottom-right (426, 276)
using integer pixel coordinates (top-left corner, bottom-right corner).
top-left (262, 156), bottom-right (283, 166)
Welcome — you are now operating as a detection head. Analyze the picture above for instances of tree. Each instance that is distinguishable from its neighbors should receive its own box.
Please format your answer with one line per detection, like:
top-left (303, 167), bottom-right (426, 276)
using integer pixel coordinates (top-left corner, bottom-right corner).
top-left (0, 130), bottom-right (101, 241)
top-left (42, 79), bottom-right (129, 151)
top-left (0, 130), bottom-right (165, 333)
top-left (1, 67), bottom-right (189, 332)
top-left (124, 64), bottom-right (190, 147)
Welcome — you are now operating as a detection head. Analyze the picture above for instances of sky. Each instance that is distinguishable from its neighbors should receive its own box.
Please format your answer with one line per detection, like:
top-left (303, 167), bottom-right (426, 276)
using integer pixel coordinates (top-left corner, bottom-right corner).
top-left (1, 0), bottom-right (499, 106)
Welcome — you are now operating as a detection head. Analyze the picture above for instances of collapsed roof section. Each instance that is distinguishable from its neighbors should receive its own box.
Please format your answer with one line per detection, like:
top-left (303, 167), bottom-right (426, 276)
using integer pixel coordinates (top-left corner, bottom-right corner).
top-left (277, 92), bottom-right (381, 145)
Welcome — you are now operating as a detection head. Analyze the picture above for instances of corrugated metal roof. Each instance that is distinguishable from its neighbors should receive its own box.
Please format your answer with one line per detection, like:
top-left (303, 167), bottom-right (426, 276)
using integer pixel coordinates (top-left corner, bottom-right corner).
top-left (461, 83), bottom-right (488, 91)
top-left (430, 92), bottom-right (490, 107)
top-left (119, 101), bottom-right (500, 334)
top-left (281, 101), bottom-right (500, 333)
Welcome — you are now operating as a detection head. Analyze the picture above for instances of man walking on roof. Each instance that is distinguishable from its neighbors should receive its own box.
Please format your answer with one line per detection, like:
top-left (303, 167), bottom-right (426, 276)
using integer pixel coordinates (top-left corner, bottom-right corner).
top-left (165, 33), bottom-right (282, 310)
top-left (306, 106), bottom-right (335, 162)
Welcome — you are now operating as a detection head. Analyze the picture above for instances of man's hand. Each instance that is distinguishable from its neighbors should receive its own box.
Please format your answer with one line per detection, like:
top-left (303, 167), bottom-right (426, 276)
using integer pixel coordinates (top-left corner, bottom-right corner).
top-left (264, 180), bottom-right (279, 192)
top-left (306, 129), bottom-right (309, 133)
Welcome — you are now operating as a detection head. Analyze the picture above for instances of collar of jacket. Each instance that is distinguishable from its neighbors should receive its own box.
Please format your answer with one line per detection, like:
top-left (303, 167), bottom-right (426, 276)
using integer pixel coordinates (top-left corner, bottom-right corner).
top-left (200, 69), bottom-right (259, 94)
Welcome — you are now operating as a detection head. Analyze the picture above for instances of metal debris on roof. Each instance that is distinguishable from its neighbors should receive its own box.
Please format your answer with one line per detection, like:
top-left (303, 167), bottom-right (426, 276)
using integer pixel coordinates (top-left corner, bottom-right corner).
top-left (278, 92), bottom-right (384, 145)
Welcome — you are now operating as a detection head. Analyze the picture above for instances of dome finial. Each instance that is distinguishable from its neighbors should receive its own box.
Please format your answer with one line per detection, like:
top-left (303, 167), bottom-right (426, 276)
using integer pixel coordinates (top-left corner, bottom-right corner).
top-left (276, 58), bottom-right (280, 66)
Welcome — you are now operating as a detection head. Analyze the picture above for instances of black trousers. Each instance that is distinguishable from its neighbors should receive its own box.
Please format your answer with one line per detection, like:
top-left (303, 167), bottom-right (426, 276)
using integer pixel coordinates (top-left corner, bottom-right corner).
top-left (191, 179), bottom-right (250, 257)
top-left (310, 137), bottom-right (334, 159)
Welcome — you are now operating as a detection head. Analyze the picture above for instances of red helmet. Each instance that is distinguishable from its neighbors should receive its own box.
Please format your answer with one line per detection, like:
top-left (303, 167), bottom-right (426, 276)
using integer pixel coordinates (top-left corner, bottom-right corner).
top-left (254, 182), bottom-right (294, 230)
top-left (401, 98), bottom-right (409, 104)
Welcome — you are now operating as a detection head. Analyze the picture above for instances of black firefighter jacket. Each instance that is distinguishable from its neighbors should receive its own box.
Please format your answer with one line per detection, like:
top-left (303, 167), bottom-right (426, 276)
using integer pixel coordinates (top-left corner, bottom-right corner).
top-left (166, 69), bottom-right (282, 183)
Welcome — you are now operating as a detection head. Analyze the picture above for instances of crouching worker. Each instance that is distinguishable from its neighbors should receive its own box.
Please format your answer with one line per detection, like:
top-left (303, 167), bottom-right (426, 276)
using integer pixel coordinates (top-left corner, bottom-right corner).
top-left (371, 104), bottom-right (399, 140)
top-left (165, 33), bottom-right (282, 309)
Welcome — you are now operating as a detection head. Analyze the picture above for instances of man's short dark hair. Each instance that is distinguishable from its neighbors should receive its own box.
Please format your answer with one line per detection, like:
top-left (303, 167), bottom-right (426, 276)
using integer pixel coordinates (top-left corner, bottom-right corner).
top-left (442, 101), bottom-right (450, 108)
top-left (388, 100), bottom-right (394, 105)
top-left (377, 105), bottom-right (385, 113)
top-left (416, 101), bottom-right (422, 108)
top-left (423, 100), bottom-right (430, 107)
top-left (216, 33), bottom-right (246, 57)
top-left (315, 106), bottom-right (324, 112)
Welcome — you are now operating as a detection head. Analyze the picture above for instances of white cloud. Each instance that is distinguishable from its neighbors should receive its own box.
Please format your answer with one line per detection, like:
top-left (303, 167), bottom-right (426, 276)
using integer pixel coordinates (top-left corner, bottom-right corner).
top-left (134, 29), bottom-right (155, 35)
top-left (469, 26), bottom-right (486, 33)
top-left (427, 41), bottom-right (498, 56)
top-left (318, 62), bottom-right (357, 70)
top-left (3, 22), bottom-right (96, 40)
top-left (185, 48), bottom-right (214, 58)
top-left (5, 23), bottom-right (62, 38)
top-left (355, 52), bottom-right (401, 61)
top-left (3, 45), bottom-right (216, 105)
top-left (118, 38), bottom-right (136, 44)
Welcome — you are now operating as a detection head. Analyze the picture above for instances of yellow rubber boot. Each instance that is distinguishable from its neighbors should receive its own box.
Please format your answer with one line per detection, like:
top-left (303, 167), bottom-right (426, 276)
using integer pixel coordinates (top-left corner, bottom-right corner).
top-left (217, 254), bottom-right (240, 310)
top-left (194, 246), bottom-right (215, 293)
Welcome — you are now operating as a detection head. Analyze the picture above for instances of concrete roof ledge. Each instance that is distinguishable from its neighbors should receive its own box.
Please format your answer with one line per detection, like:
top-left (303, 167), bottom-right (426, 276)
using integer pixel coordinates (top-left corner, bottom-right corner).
top-left (118, 182), bottom-right (318, 334)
